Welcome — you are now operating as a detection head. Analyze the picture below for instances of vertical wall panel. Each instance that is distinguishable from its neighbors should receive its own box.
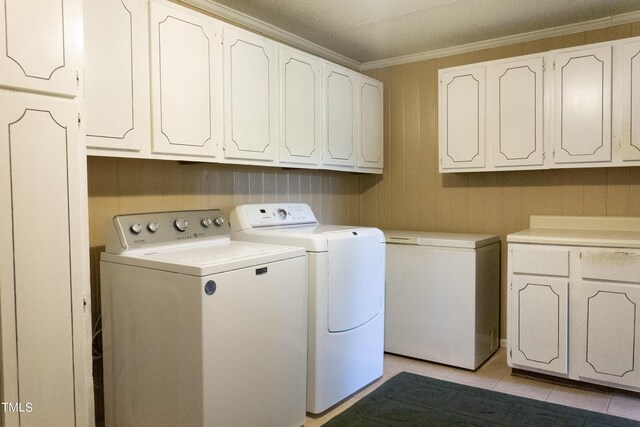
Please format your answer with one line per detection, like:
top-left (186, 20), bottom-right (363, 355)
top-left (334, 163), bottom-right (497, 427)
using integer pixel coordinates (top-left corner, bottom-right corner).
top-left (389, 66), bottom-right (405, 230)
top-left (404, 63), bottom-right (421, 230)
top-left (560, 170), bottom-right (585, 216)
top-left (419, 61), bottom-right (438, 231)
top-left (607, 168), bottom-right (631, 216)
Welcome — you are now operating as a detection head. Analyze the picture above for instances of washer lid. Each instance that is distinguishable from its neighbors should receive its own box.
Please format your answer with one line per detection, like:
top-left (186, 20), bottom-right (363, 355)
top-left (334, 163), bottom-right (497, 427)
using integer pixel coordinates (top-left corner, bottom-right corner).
top-left (101, 240), bottom-right (305, 276)
top-left (383, 230), bottom-right (499, 249)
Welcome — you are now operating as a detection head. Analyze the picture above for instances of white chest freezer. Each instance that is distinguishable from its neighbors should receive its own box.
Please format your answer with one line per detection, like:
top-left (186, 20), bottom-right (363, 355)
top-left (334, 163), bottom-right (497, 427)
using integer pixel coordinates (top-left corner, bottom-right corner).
top-left (384, 230), bottom-right (500, 370)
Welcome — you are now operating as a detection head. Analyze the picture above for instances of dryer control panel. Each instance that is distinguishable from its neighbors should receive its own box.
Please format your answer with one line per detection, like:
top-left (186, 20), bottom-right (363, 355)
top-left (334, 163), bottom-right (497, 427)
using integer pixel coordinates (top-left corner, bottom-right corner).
top-left (106, 209), bottom-right (230, 253)
top-left (231, 203), bottom-right (318, 230)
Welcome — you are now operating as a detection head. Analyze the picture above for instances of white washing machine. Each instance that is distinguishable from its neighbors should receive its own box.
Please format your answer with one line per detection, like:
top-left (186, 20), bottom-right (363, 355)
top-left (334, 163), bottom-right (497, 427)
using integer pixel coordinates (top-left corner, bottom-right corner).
top-left (100, 209), bottom-right (308, 427)
top-left (230, 203), bottom-right (385, 414)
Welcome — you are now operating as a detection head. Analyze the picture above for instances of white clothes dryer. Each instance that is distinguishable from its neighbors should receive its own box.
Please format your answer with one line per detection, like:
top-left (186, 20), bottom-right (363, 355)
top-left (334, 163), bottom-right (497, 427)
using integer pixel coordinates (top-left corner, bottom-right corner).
top-left (230, 203), bottom-right (385, 414)
top-left (100, 209), bottom-right (307, 427)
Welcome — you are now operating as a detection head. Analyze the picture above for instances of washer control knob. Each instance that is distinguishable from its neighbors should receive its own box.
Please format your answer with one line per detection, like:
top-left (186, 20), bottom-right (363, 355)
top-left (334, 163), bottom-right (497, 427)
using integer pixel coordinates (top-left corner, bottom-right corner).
top-left (174, 218), bottom-right (189, 232)
top-left (130, 223), bottom-right (143, 235)
top-left (147, 222), bottom-right (159, 233)
top-left (276, 208), bottom-right (288, 220)
top-left (213, 216), bottom-right (225, 227)
top-left (201, 217), bottom-right (213, 228)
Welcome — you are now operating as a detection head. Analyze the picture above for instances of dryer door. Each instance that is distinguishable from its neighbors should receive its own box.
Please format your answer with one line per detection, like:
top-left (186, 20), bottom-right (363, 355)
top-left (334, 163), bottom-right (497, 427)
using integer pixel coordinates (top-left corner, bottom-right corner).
top-left (326, 230), bottom-right (384, 332)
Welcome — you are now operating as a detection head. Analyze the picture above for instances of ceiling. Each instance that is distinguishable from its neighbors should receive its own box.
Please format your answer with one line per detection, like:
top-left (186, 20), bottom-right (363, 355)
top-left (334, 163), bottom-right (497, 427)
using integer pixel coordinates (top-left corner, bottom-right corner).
top-left (200, 0), bottom-right (640, 64)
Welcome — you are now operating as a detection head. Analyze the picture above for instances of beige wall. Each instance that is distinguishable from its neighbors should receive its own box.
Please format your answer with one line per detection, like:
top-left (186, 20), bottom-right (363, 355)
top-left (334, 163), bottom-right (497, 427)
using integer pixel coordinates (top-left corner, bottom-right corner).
top-left (361, 22), bottom-right (640, 339)
top-left (88, 155), bottom-right (362, 297)
top-left (87, 21), bottom-right (640, 341)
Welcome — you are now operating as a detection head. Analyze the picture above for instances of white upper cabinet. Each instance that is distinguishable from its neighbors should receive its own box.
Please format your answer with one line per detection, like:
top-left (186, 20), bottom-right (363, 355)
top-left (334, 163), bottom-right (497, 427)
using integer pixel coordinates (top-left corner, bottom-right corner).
top-left (81, 1), bottom-right (383, 172)
top-left (487, 57), bottom-right (544, 168)
top-left (223, 26), bottom-right (277, 162)
top-left (358, 76), bottom-right (384, 170)
top-left (150, 0), bottom-right (223, 157)
top-left (552, 45), bottom-right (612, 164)
top-left (0, 0), bottom-right (80, 97)
top-left (279, 48), bottom-right (321, 166)
top-left (324, 62), bottom-right (358, 167)
top-left (620, 39), bottom-right (640, 162)
top-left (439, 66), bottom-right (486, 170)
top-left (84, 0), bottom-right (150, 151)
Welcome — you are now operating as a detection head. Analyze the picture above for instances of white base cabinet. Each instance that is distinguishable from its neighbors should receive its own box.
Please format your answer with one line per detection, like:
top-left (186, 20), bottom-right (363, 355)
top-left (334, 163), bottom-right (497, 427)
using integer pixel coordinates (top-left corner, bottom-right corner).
top-left (510, 275), bottom-right (568, 375)
top-left (508, 216), bottom-right (640, 393)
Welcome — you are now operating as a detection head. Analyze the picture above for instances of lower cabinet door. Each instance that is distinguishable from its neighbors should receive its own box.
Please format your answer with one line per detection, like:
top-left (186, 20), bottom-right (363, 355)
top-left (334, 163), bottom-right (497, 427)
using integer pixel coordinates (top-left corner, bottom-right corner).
top-left (0, 90), bottom-right (88, 426)
top-left (574, 280), bottom-right (640, 388)
top-left (510, 275), bottom-right (569, 374)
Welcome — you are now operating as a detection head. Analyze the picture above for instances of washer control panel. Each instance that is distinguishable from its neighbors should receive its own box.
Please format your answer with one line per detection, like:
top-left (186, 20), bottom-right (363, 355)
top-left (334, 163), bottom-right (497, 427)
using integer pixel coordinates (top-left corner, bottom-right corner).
top-left (233, 203), bottom-right (318, 228)
top-left (107, 209), bottom-right (229, 253)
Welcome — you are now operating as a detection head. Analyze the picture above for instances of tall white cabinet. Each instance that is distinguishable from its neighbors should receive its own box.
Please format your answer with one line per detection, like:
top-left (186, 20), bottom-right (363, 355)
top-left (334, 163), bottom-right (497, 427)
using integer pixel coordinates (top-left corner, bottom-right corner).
top-left (0, 1), bottom-right (93, 426)
top-left (508, 216), bottom-right (640, 393)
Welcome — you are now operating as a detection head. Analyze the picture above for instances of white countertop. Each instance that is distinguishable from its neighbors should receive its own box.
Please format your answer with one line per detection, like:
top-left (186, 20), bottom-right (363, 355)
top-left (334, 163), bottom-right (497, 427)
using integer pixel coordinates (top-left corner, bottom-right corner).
top-left (508, 215), bottom-right (640, 248)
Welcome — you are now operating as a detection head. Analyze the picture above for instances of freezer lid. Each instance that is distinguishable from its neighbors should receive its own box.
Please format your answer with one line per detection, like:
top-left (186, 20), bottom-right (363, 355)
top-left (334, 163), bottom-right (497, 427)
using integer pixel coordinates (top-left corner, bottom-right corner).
top-left (383, 230), bottom-right (500, 249)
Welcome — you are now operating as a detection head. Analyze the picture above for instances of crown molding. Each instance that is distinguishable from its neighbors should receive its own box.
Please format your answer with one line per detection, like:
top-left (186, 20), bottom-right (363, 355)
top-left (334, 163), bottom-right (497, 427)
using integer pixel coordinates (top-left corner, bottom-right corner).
top-left (179, 0), bottom-right (362, 70)
top-left (361, 9), bottom-right (640, 70)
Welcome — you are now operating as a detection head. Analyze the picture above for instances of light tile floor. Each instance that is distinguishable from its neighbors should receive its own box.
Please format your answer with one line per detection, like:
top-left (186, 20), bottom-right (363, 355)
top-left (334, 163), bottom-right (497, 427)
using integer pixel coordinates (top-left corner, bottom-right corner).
top-left (304, 348), bottom-right (640, 426)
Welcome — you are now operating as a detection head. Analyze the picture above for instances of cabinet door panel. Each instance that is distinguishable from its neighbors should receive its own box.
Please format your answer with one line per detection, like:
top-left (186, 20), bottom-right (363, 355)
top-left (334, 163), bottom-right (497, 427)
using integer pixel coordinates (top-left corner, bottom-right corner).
top-left (439, 67), bottom-right (485, 170)
top-left (488, 57), bottom-right (544, 167)
top-left (223, 26), bottom-right (277, 162)
top-left (0, 0), bottom-right (79, 96)
top-left (0, 92), bottom-right (79, 426)
top-left (574, 281), bottom-right (640, 388)
top-left (150, 0), bottom-right (223, 157)
top-left (84, 0), bottom-right (149, 151)
top-left (621, 40), bottom-right (640, 161)
top-left (510, 276), bottom-right (568, 374)
top-left (359, 77), bottom-right (384, 169)
top-left (324, 63), bottom-right (357, 167)
top-left (279, 49), bottom-right (321, 165)
top-left (553, 46), bottom-right (612, 164)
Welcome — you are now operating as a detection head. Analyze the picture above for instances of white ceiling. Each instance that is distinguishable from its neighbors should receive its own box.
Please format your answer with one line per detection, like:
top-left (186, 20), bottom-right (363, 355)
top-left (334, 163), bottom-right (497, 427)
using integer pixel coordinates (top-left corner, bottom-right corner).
top-left (197, 0), bottom-right (640, 64)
